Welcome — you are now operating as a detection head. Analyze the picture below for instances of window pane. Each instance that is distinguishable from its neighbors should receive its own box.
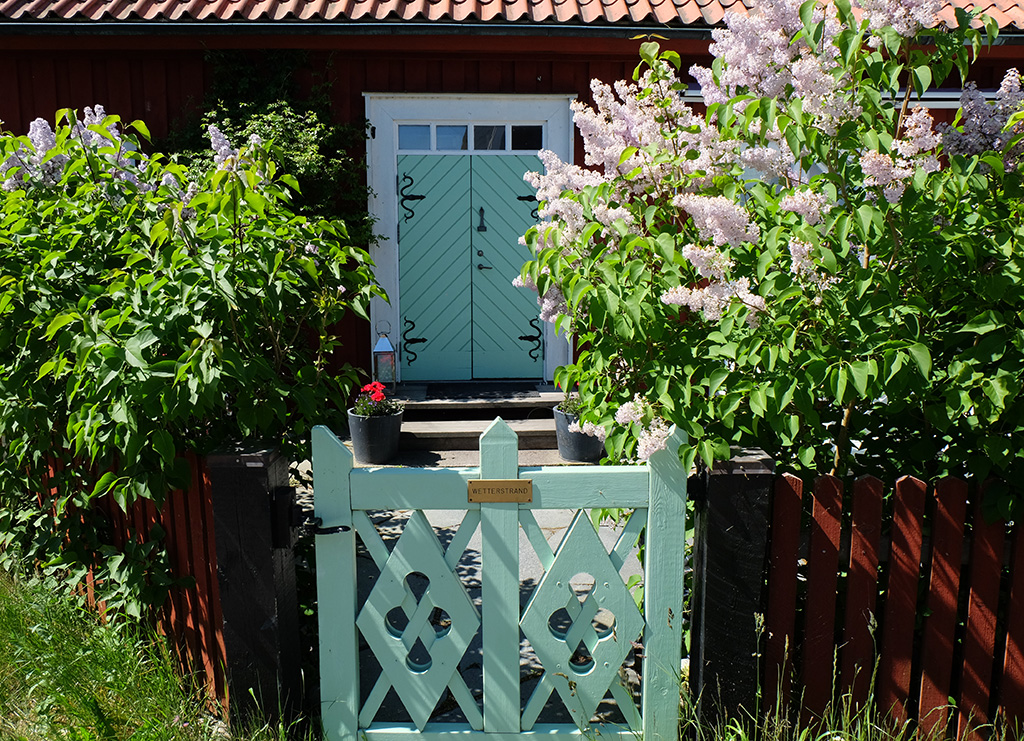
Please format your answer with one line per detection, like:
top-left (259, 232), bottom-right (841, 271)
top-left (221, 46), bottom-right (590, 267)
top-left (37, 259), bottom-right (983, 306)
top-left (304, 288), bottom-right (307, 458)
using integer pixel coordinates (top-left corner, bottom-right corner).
top-left (437, 125), bottom-right (468, 151)
top-left (398, 125), bottom-right (430, 150)
top-left (512, 125), bottom-right (543, 151)
top-left (474, 125), bottom-right (506, 151)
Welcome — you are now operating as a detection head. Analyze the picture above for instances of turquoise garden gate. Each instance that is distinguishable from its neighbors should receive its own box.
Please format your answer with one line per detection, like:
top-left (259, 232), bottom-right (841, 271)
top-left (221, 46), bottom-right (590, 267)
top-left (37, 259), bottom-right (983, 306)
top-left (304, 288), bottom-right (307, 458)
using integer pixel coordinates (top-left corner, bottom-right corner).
top-left (313, 419), bottom-right (688, 740)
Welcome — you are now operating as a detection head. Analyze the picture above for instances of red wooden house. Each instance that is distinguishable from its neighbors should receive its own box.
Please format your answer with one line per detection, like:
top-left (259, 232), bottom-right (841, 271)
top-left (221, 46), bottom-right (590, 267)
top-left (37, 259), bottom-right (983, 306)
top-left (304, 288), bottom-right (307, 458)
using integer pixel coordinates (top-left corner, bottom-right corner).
top-left (0, 0), bottom-right (1021, 383)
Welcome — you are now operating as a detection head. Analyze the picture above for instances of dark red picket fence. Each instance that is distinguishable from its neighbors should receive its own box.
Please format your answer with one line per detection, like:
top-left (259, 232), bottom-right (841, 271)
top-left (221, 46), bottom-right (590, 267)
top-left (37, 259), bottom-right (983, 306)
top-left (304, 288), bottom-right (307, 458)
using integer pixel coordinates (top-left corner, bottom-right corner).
top-left (42, 453), bottom-right (229, 711)
top-left (765, 474), bottom-right (1024, 737)
top-left (99, 453), bottom-right (228, 710)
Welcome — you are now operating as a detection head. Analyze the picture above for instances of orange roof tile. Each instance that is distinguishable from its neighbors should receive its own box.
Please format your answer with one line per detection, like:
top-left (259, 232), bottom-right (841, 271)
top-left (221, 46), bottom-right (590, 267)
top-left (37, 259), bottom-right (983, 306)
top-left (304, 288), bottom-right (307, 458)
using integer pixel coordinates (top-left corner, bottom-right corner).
top-left (0, 0), bottom-right (1021, 29)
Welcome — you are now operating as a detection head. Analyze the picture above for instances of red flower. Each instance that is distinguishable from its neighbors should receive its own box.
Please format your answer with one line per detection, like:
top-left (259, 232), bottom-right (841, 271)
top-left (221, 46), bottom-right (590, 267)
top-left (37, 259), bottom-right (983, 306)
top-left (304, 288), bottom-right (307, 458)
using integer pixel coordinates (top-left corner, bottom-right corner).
top-left (362, 381), bottom-right (386, 394)
top-left (371, 391), bottom-right (385, 402)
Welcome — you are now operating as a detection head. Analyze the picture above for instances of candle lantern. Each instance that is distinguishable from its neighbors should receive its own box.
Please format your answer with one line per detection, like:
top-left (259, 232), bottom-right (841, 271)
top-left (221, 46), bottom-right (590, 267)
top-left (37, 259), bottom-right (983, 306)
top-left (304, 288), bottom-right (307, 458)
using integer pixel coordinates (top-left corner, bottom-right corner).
top-left (373, 324), bottom-right (396, 388)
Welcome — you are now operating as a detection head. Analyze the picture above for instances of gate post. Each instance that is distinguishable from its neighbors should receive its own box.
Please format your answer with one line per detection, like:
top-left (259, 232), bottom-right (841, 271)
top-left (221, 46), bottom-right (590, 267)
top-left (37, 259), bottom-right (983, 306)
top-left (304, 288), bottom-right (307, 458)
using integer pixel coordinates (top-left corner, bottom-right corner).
top-left (206, 442), bottom-right (299, 725)
top-left (312, 426), bottom-right (358, 740)
top-left (479, 419), bottom-right (521, 732)
top-left (642, 428), bottom-right (689, 741)
top-left (690, 449), bottom-right (773, 721)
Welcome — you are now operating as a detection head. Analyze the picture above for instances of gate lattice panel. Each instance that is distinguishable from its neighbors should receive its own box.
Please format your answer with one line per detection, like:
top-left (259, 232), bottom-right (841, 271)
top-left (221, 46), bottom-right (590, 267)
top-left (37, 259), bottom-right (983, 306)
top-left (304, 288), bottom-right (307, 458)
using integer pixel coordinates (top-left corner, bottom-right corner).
top-left (313, 419), bottom-right (687, 740)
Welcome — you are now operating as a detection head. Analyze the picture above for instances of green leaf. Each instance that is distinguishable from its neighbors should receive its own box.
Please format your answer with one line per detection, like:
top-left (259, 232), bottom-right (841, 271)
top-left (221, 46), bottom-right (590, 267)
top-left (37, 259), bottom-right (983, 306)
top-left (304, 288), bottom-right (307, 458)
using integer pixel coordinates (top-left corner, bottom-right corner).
top-left (44, 313), bottom-right (78, 340)
top-left (848, 360), bottom-right (871, 398)
top-left (959, 310), bottom-right (1004, 335)
top-left (152, 429), bottom-right (175, 465)
top-left (907, 343), bottom-right (932, 379)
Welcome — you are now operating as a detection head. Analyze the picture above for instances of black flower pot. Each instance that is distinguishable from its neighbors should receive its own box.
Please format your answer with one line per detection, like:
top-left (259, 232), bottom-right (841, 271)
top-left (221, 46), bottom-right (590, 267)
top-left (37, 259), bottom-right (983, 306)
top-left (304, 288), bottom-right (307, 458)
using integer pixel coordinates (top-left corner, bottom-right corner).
top-left (553, 407), bottom-right (605, 463)
top-left (347, 408), bottom-right (403, 464)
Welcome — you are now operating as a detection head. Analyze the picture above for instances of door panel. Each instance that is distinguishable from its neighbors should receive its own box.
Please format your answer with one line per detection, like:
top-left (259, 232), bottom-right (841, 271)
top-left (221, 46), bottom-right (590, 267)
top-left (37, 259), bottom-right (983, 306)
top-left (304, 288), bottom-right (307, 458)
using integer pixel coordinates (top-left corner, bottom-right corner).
top-left (471, 155), bottom-right (543, 378)
top-left (398, 155), bottom-right (472, 381)
top-left (398, 154), bottom-right (542, 381)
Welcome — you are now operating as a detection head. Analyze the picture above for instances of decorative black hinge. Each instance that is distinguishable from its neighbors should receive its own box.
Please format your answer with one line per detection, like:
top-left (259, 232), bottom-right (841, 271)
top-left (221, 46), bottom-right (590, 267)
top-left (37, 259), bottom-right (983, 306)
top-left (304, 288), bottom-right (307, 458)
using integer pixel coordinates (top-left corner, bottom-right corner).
top-left (403, 319), bottom-right (427, 366)
top-left (400, 174), bottom-right (426, 222)
top-left (517, 194), bottom-right (539, 220)
top-left (517, 318), bottom-right (542, 361)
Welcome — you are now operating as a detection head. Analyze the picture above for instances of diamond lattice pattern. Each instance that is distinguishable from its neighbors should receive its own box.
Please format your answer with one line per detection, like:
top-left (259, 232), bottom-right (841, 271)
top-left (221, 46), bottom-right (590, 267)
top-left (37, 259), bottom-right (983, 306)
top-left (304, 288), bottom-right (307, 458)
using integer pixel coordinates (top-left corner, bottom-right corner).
top-left (356, 511), bottom-right (481, 730)
top-left (520, 511), bottom-right (645, 729)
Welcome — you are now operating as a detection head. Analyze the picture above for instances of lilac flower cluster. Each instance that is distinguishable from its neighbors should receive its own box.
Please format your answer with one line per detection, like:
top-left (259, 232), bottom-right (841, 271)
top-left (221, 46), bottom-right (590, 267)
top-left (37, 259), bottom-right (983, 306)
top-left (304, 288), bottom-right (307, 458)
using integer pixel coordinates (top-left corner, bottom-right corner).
top-left (614, 394), bottom-right (648, 425)
top-left (660, 278), bottom-right (766, 324)
top-left (674, 195), bottom-right (759, 249)
top-left (859, 0), bottom-right (940, 39)
top-left (942, 70), bottom-right (1024, 164)
top-left (689, 0), bottom-right (858, 135)
top-left (779, 189), bottom-right (829, 225)
top-left (636, 418), bottom-right (671, 462)
top-left (208, 124), bottom-right (239, 171)
top-left (568, 419), bottom-right (607, 441)
top-left (859, 107), bottom-right (941, 203)
top-left (512, 270), bottom-right (568, 324)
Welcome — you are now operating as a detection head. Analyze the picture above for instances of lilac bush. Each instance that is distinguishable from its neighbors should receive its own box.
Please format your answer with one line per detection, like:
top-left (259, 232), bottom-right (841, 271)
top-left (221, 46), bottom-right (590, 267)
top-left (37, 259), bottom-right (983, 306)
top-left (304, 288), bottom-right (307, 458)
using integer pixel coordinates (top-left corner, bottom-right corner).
top-left (520, 0), bottom-right (1024, 512)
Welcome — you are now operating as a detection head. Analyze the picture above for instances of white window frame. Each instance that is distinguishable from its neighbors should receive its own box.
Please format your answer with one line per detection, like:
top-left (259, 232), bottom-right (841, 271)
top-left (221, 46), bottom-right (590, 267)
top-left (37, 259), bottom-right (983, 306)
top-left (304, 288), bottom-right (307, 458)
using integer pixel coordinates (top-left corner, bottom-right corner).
top-left (365, 93), bottom-right (576, 383)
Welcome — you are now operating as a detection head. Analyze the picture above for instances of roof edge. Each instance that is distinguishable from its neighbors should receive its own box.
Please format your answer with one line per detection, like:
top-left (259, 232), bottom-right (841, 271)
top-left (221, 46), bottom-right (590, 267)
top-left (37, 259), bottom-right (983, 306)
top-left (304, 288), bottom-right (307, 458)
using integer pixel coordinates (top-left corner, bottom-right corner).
top-left (0, 18), bottom-right (717, 38)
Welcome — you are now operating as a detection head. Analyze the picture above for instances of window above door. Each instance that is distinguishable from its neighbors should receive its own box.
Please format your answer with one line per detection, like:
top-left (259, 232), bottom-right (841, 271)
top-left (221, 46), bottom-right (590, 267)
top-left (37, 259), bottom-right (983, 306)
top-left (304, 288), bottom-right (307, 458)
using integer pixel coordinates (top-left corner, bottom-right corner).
top-left (397, 123), bottom-right (544, 153)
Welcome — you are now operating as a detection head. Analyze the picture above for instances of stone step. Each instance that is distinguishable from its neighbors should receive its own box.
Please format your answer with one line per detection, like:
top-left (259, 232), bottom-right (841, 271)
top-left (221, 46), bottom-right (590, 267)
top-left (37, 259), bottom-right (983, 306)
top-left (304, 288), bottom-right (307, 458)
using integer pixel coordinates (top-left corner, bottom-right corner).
top-left (401, 417), bottom-right (557, 451)
top-left (396, 383), bottom-right (561, 420)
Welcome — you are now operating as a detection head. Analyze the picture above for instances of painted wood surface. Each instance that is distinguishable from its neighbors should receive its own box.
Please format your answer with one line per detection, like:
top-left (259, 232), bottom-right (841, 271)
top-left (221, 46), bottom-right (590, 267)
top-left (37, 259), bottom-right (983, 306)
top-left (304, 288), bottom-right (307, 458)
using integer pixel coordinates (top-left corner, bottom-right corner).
top-left (839, 475), bottom-right (882, 710)
top-left (765, 474), bottom-right (802, 710)
top-left (314, 419), bottom-right (687, 740)
top-left (958, 493), bottom-right (1005, 740)
top-left (801, 475), bottom-right (843, 718)
top-left (470, 154), bottom-right (543, 378)
top-left (398, 154), bottom-right (472, 380)
top-left (877, 476), bottom-right (926, 724)
top-left (763, 473), bottom-right (1024, 729)
top-left (917, 477), bottom-right (966, 736)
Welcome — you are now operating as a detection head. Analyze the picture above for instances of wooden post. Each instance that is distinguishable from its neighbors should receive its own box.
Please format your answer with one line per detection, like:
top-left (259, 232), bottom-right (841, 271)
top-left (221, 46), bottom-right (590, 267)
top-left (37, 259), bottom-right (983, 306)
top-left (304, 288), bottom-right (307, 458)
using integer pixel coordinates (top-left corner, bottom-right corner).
top-left (206, 442), bottom-right (300, 725)
top-left (479, 418), bottom-right (521, 733)
top-left (690, 449), bottom-right (773, 721)
top-left (312, 426), bottom-right (359, 741)
top-left (642, 427), bottom-right (689, 741)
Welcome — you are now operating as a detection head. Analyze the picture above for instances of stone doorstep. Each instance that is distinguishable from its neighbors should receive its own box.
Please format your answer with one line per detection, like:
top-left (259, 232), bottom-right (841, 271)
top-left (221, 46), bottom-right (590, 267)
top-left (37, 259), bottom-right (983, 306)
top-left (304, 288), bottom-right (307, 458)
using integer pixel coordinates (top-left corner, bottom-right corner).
top-left (401, 417), bottom-right (556, 451)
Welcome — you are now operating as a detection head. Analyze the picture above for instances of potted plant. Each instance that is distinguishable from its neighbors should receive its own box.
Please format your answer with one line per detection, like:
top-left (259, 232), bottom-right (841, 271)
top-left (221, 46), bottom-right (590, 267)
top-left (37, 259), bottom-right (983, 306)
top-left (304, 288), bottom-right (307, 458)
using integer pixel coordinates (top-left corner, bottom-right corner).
top-left (553, 393), bottom-right (606, 463)
top-left (348, 381), bottom-right (405, 464)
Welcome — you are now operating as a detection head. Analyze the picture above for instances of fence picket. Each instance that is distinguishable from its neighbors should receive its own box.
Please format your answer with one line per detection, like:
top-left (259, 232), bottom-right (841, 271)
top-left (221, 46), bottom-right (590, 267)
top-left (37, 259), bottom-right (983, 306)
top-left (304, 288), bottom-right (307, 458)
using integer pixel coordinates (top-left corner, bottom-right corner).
top-left (765, 474), bottom-right (803, 709)
top-left (1001, 523), bottom-right (1024, 724)
top-left (801, 475), bottom-right (843, 718)
top-left (918, 477), bottom-right (967, 735)
top-left (840, 475), bottom-right (883, 710)
top-left (958, 494), bottom-right (1006, 739)
top-left (878, 476), bottom-right (926, 724)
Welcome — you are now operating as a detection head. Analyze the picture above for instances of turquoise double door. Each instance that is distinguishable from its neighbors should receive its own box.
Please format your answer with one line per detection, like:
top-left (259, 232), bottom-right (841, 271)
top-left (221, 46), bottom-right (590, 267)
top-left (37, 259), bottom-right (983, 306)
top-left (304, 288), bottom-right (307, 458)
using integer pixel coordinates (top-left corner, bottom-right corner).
top-left (398, 154), bottom-right (543, 381)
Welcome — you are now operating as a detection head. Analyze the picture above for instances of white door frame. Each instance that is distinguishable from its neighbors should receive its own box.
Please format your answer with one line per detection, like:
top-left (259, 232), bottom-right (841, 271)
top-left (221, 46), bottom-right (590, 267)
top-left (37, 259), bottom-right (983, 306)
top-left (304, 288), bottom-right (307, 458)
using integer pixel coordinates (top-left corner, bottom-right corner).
top-left (364, 93), bottom-right (575, 383)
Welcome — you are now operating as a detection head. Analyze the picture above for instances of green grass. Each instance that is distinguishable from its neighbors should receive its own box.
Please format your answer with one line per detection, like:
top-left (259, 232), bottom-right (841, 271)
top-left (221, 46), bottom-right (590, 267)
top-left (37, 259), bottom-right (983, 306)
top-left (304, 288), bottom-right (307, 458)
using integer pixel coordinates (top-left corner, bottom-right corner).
top-left (3, 567), bottom-right (1016, 741)
top-left (0, 571), bottom-right (314, 741)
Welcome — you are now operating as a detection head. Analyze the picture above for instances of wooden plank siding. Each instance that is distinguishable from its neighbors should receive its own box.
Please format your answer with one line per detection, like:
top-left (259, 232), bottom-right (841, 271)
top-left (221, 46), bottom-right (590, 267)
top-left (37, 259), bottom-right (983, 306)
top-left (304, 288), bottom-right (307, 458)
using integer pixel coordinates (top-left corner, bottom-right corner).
top-left (763, 475), bottom-right (1024, 735)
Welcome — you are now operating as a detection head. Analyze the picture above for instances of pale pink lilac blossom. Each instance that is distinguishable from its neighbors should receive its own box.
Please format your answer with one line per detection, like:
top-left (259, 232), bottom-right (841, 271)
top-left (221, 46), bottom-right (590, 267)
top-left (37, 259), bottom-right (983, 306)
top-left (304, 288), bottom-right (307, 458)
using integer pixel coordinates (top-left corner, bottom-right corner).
top-left (568, 420), bottom-right (608, 441)
top-left (661, 278), bottom-right (766, 324)
top-left (615, 395), bottom-right (648, 426)
top-left (675, 194), bottom-right (759, 248)
top-left (942, 70), bottom-right (1024, 164)
top-left (689, 0), bottom-right (857, 135)
top-left (859, 0), bottom-right (940, 38)
top-left (680, 243), bottom-right (732, 280)
top-left (779, 189), bottom-right (829, 225)
top-left (637, 418), bottom-right (671, 462)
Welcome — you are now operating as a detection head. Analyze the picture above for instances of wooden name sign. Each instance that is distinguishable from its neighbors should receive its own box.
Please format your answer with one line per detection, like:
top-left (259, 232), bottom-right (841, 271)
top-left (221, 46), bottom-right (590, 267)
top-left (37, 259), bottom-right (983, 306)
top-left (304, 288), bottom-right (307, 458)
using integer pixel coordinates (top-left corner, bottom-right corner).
top-left (468, 479), bottom-right (533, 503)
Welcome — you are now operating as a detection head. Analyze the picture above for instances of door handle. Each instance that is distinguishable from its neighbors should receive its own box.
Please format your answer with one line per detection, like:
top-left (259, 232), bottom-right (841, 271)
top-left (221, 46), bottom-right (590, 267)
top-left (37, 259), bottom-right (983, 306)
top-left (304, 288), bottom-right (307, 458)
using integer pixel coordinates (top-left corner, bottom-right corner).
top-left (477, 263), bottom-right (493, 270)
top-left (477, 250), bottom-right (485, 257)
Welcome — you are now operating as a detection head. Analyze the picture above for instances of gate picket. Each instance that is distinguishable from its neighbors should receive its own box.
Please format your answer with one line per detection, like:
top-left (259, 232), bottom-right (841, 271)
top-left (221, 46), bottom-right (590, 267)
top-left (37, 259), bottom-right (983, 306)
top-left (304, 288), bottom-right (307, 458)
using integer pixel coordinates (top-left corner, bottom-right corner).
top-left (313, 419), bottom-right (689, 740)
